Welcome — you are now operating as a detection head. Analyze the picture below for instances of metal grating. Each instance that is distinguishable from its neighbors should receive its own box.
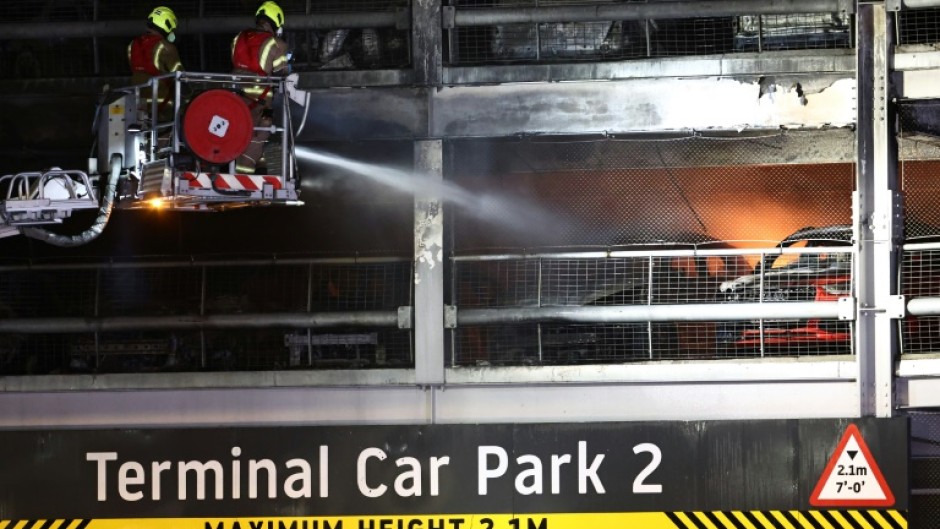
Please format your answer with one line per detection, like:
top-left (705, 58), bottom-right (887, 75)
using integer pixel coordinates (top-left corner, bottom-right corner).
top-left (0, 333), bottom-right (79, 375)
top-left (910, 411), bottom-right (940, 527)
top-left (0, 258), bottom-right (413, 375)
top-left (447, 132), bottom-right (856, 366)
top-left (733, 13), bottom-right (851, 52)
top-left (901, 247), bottom-right (940, 355)
top-left (447, 135), bottom-right (855, 251)
top-left (450, 246), bottom-right (855, 365)
top-left (898, 7), bottom-right (940, 46)
top-left (901, 160), bottom-right (940, 240)
top-left (448, 9), bottom-right (851, 65)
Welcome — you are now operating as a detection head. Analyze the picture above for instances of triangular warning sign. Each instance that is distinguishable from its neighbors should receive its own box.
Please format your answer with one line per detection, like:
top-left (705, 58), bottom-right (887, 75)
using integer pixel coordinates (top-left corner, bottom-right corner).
top-left (810, 423), bottom-right (895, 507)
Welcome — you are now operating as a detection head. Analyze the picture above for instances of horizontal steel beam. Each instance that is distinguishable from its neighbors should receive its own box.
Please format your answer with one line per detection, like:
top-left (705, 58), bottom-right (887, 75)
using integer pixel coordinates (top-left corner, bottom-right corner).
top-left (0, 255), bottom-right (409, 273)
top-left (457, 302), bottom-right (843, 325)
top-left (907, 297), bottom-right (940, 316)
top-left (0, 12), bottom-right (407, 40)
top-left (449, 0), bottom-right (853, 27)
top-left (899, 0), bottom-right (940, 8)
top-left (0, 311), bottom-right (403, 333)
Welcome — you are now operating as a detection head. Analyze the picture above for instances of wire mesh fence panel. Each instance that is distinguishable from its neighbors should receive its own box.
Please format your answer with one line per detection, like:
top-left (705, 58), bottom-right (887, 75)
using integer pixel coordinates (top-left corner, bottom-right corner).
top-left (447, 135), bottom-right (855, 251)
top-left (0, 332), bottom-right (85, 375)
top-left (202, 328), bottom-right (297, 371)
top-left (910, 410), bottom-right (940, 527)
top-left (69, 331), bottom-right (201, 373)
top-left (733, 13), bottom-right (851, 52)
top-left (898, 7), bottom-right (940, 45)
top-left (901, 161), bottom-right (940, 239)
top-left (447, 132), bottom-right (856, 366)
top-left (309, 262), bottom-right (413, 311)
top-left (285, 328), bottom-right (413, 368)
top-left (1, 38), bottom-right (99, 79)
top-left (447, 7), bottom-right (851, 65)
top-left (98, 267), bottom-right (202, 317)
top-left (204, 264), bottom-right (309, 314)
top-left (0, 268), bottom-right (96, 317)
top-left (451, 246), bottom-right (854, 365)
top-left (901, 248), bottom-right (940, 355)
top-left (899, 108), bottom-right (940, 355)
top-left (0, 258), bottom-right (413, 374)
top-left (453, 259), bottom-right (540, 308)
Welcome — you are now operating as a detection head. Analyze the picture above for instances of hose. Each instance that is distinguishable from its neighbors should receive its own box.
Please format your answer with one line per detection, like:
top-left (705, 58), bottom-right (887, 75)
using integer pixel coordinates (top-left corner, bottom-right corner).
top-left (20, 153), bottom-right (122, 247)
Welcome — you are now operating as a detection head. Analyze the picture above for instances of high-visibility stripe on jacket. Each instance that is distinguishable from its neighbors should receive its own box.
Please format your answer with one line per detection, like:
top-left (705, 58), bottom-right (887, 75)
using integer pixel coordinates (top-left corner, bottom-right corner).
top-left (232, 29), bottom-right (275, 76)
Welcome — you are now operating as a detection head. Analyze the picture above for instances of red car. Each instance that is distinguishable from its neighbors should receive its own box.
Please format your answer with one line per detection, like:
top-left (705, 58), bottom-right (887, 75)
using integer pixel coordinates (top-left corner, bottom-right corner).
top-left (717, 225), bottom-right (853, 354)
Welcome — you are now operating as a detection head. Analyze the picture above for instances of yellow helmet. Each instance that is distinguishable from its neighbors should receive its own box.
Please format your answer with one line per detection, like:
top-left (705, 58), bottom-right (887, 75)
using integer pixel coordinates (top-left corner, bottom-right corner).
top-left (256, 1), bottom-right (285, 30)
top-left (147, 6), bottom-right (178, 35)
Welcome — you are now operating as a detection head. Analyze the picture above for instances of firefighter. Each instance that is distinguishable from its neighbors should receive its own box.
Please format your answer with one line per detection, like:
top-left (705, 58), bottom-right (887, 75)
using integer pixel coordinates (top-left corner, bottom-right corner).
top-left (231, 1), bottom-right (289, 174)
top-left (127, 6), bottom-right (183, 119)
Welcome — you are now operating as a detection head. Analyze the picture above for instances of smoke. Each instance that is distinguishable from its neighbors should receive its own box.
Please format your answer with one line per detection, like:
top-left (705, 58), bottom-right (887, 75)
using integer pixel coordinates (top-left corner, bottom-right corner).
top-left (295, 146), bottom-right (571, 242)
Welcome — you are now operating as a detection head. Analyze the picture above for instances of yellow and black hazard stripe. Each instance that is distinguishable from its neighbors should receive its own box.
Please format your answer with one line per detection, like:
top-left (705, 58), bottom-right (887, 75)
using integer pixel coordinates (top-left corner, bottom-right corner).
top-left (665, 510), bottom-right (907, 529)
top-left (2, 521), bottom-right (90, 529)
top-left (0, 512), bottom-right (909, 529)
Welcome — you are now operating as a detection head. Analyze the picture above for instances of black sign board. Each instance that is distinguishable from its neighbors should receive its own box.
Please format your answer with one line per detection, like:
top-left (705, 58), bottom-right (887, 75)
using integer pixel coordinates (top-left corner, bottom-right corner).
top-left (0, 418), bottom-right (908, 525)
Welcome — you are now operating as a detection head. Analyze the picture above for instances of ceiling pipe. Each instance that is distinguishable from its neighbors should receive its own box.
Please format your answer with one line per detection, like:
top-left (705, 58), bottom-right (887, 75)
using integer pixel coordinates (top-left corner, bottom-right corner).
top-left (458, 301), bottom-right (843, 325)
top-left (0, 11), bottom-right (408, 40)
top-left (0, 311), bottom-right (403, 333)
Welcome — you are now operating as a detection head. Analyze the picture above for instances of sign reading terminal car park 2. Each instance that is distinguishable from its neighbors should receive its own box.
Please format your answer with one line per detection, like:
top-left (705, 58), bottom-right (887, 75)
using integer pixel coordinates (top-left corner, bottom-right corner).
top-left (0, 419), bottom-right (909, 529)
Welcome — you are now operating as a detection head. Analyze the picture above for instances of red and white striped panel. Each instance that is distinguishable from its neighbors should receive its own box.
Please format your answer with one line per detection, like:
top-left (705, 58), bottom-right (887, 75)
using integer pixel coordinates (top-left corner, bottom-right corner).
top-left (181, 172), bottom-right (283, 191)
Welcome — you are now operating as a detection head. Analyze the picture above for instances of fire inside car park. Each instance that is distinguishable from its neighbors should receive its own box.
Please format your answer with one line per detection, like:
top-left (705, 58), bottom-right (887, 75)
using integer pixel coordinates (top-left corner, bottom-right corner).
top-left (0, 420), bottom-right (909, 528)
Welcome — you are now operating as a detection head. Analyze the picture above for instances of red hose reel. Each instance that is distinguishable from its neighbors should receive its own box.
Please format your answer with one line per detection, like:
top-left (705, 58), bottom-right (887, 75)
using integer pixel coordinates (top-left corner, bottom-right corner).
top-left (182, 89), bottom-right (254, 164)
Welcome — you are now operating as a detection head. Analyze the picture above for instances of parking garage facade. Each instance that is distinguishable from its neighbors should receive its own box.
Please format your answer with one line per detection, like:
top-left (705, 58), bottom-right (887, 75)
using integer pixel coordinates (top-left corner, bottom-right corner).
top-left (0, 0), bottom-right (938, 527)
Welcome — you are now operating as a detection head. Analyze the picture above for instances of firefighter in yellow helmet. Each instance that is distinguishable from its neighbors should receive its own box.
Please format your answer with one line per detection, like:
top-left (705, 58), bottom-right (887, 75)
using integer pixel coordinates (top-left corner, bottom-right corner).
top-left (128, 7), bottom-right (183, 119)
top-left (231, 1), bottom-right (290, 174)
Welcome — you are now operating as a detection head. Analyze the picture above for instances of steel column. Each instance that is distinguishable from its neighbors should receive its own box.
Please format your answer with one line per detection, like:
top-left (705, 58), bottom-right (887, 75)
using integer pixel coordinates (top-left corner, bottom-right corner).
top-left (414, 140), bottom-right (445, 385)
top-left (413, 0), bottom-right (443, 87)
top-left (855, 3), bottom-right (900, 418)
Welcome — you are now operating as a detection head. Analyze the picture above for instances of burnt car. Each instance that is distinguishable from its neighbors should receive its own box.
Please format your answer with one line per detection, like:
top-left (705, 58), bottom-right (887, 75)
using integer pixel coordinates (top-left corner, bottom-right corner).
top-left (717, 225), bottom-right (853, 354)
top-left (455, 239), bottom-right (752, 365)
top-left (733, 12), bottom-right (850, 52)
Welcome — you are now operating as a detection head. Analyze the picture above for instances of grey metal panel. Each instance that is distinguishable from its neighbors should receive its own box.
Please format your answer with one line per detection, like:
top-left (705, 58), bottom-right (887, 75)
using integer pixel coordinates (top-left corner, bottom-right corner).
top-left (294, 69), bottom-right (415, 89)
top-left (294, 71), bottom-right (856, 141)
top-left (899, 358), bottom-right (940, 408)
top-left (0, 359), bottom-right (852, 393)
top-left (0, 387), bottom-right (433, 428)
top-left (895, 47), bottom-right (940, 70)
top-left (442, 52), bottom-right (856, 85)
top-left (0, 381), bottom-right (859, 427)
top-left (898, 377), bottom-right (940, 409)
top-left (0, 370), bottom-right (417, 392)
top-left (445, 360), bottom-right (856, 384)
top-left (431, 382), bottom-right (861, 423)
top-left (430, 75), bottom-right (856, 137)
top-left (296, 87), bottom-right (429, 141)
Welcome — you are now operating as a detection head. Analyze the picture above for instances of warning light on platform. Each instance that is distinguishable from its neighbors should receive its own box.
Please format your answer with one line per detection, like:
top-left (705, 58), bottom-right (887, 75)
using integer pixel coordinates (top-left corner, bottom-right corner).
top-left (148, 198), bottom-right (165, 209)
